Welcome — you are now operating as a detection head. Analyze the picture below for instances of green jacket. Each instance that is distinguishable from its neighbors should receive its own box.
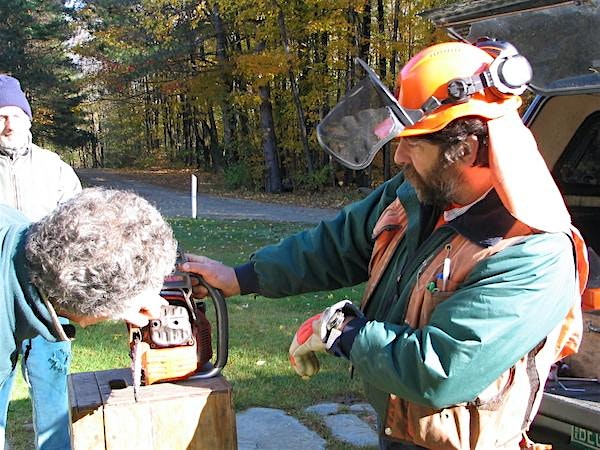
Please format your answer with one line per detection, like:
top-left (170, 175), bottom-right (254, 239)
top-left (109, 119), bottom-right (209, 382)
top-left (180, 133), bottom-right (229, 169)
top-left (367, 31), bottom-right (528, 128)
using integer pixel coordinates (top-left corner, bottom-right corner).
top-left (235, 173), bottom-right (577, 416)
top-left (0, 205), bottom-right (62, 388)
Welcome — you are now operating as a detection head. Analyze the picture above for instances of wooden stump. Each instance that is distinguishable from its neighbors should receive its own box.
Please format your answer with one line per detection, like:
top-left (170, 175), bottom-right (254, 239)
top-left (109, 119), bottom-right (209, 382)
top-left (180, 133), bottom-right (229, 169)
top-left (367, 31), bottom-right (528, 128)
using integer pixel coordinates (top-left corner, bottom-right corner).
top-left (68, 368), bottom-right (237, 450)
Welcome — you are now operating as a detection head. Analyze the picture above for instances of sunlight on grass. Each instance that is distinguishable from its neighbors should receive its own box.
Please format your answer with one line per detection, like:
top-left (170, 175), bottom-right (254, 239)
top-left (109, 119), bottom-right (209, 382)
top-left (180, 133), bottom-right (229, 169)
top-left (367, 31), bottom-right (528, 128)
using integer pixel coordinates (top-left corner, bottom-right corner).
top-left (8, 217), bottom-right (368, 448)
top-left (168, 218), bottom-right (368, 412)
top-left (69, 217), bottom-right (368, 411)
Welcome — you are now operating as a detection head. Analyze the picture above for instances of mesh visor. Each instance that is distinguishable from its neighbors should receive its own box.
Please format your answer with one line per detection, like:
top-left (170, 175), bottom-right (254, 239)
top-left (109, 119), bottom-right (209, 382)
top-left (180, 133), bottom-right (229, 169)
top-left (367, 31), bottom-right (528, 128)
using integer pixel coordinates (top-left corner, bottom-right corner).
top-left (316, 59), bottom-right (419, 170)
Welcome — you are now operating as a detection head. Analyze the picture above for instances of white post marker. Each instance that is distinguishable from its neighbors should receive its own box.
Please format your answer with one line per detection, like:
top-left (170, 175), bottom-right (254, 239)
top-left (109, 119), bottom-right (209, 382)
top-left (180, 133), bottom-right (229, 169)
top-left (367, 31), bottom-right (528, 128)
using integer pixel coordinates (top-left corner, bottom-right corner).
top-left (191, 174), bottom-right (197, 219)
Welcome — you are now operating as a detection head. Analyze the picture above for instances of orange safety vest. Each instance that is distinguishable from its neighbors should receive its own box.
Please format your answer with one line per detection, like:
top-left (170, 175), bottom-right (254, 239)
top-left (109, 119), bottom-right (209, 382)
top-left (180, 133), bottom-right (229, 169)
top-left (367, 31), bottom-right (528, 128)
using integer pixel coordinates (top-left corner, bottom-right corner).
top-left (362, 198), bottom-right (586, 450)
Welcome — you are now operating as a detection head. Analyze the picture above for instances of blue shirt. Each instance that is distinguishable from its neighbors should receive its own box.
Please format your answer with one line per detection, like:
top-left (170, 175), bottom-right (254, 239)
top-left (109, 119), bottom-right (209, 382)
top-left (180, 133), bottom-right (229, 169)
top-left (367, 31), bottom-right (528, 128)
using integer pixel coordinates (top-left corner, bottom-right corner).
top-left (0, 205), bottom-right (60, 387)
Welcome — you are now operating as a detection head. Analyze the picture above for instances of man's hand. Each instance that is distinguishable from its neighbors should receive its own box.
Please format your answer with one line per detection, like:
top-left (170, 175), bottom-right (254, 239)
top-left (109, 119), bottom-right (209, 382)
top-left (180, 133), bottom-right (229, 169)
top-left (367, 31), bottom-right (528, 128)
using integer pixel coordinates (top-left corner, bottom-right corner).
top-left (58, 288), bottom-right (169, 328)
top-left (180, 254), bottom-right (240, 298)
top-left (289, 313), bottom-right (326, 379)
top-left (289, 300), bottom-right (363, 379)
top-left (120, 290), bottom-right (169, 327)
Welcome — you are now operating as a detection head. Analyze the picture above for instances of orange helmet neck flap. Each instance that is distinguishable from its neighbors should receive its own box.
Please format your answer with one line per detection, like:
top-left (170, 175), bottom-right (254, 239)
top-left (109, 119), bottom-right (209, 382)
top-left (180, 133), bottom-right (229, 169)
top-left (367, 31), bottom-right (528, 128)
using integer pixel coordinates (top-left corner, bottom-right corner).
top-left (316, 40), bottom-right (532, 169)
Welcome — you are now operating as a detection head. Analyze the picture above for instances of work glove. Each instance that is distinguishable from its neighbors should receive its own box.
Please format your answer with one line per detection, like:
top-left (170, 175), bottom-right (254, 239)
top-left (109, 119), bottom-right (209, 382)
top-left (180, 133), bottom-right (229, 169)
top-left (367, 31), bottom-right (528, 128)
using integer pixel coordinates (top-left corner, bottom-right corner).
top-left (289, 300), bottom-right (363, 379)
top-left (289, 313), bottom-right (325, 379)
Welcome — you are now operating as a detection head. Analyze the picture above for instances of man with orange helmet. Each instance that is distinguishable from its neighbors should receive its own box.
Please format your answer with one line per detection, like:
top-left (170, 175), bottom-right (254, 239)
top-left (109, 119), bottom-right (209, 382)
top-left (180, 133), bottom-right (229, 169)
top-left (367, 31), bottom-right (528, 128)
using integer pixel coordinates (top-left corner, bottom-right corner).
top-left (183, 41), bottom-right (588, 449)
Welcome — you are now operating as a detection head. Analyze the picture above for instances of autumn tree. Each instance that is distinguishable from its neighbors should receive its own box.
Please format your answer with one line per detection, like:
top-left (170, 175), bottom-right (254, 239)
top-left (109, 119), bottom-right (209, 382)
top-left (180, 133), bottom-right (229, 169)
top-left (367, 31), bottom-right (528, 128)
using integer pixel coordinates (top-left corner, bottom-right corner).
top-left (0, 0), bottom-right (90, 157)
top-left (72, 0), bottom-right (457, 188)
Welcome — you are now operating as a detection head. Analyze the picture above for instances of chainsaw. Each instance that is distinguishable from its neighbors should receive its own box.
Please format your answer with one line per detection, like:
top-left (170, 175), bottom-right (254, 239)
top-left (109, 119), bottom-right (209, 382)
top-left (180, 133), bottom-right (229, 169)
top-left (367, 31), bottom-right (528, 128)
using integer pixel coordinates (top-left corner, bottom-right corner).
top-left (128, 248), bottom-right (228, 400)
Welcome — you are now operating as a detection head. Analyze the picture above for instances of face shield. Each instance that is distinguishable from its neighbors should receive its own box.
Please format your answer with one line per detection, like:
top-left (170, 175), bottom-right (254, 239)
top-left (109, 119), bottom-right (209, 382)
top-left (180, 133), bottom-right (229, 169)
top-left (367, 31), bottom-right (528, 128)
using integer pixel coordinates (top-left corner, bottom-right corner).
top-left (316, 58), bottom-right (425, 170)
top-left (317, 42), bottom-right (531, 170)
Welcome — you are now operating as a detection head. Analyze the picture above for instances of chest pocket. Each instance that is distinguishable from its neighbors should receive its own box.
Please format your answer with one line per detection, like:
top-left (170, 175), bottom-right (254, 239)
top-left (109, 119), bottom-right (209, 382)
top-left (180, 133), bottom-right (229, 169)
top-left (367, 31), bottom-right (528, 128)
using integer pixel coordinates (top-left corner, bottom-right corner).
top-left (404, 236), bottom-right (481, 327)
top-left (404, 234), bottom-right (533, 328)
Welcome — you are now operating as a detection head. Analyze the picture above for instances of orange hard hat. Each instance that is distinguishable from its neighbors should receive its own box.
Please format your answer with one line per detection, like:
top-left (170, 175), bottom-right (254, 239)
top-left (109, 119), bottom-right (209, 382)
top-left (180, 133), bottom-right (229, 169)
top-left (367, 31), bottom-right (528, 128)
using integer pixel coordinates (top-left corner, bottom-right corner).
top-left (396, 42), bottom-right (522, 137)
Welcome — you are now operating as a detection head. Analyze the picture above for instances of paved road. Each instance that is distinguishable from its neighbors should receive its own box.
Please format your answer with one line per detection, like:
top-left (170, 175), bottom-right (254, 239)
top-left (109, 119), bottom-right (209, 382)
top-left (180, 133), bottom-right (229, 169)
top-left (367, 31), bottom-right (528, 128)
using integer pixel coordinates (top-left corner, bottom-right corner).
top-left (76, 168), bottom-right (339, 223)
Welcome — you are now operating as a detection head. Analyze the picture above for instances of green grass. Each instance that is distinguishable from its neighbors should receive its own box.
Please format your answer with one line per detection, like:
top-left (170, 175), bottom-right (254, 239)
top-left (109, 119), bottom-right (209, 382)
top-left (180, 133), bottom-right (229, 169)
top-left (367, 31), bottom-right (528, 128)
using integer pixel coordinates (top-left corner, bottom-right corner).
top-left (7, 217), bottom-right (371, 449)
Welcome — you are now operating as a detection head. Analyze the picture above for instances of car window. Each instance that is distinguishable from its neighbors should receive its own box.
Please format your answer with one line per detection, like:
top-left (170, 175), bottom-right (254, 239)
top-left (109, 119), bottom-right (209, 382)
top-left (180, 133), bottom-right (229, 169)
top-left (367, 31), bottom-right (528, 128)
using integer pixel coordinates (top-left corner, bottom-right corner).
top-left (553, 111), bottom-right (600, 196)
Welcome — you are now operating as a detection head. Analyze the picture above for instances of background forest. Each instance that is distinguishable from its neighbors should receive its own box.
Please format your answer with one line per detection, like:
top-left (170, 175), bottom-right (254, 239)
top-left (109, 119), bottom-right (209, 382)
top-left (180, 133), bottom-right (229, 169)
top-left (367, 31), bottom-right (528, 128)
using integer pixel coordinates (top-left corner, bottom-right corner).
top-left (1, 0), bottom-right (458, 192)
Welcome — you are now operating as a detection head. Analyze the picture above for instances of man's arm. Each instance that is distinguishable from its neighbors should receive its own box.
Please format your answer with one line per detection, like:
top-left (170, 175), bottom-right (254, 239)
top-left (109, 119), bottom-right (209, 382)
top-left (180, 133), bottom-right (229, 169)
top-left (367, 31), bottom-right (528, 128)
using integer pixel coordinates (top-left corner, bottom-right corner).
top-left (237, 175), bottom-right (406, 298)
top-left (183, 174), bottom-right (405, 298)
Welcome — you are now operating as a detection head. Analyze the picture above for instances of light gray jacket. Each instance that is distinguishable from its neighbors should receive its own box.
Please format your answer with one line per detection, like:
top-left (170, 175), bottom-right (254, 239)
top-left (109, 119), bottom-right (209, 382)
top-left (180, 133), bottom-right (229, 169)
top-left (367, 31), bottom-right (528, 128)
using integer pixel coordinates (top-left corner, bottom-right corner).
top-left (0, 143), bottom-right (81, 221)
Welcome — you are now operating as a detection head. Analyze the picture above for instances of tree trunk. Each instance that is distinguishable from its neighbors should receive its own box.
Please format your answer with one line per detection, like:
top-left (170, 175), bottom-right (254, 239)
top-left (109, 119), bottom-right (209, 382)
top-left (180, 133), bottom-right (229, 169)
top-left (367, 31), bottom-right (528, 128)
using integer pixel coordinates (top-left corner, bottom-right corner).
top-left (378, 0), bottom-right (392, 181)
top-left (143, 77), bottom-right (153, 155)
top-left (207, 105), bottom-right (222, 173)
top-left (210, 2), bottom-right (236, 159)
top-left (390, 0), bottom-right (401, 79)
top-left (91, 111), bottom-right (104, 168)
top-left (276, 4), bottom-right (313, 173)
top-left (182, 95), bottom-right (193, 165)
top-left (191, 105), bottom-right (207, 169)
top-left (354, 0), bottom-right (372, 187)
top-left (164, 99), bottom-right (176, 159)
top-left (359, 0), bottom-right (371, 61)
top-left (199, 118), bottom-right (212, 169)
top-left (258, 84), bottom-right (282, 193)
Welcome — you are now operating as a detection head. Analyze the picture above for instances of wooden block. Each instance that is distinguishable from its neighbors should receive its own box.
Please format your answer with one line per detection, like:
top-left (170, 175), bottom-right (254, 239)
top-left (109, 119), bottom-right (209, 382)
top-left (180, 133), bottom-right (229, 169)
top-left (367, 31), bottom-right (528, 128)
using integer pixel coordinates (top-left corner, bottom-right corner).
top-left (68, 368), bottom-right (237, 450)
top-left (68, 371), bottom-right (105, 449)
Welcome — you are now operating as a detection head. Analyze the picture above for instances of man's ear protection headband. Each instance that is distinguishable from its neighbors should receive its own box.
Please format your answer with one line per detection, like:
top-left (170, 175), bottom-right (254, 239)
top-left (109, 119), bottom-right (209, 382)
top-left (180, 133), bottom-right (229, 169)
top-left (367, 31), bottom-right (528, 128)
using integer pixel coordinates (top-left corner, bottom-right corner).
top-left (406, 39), bottom-right (533, 120)
top-left (445, 39), bottom-right (533, 103)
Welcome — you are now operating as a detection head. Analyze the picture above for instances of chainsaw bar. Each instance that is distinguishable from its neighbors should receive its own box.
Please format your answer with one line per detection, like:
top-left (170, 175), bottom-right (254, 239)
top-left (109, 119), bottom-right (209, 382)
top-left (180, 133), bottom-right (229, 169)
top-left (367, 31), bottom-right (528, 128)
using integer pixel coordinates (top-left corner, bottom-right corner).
top-left (131, 335), bottom-right (142, 401)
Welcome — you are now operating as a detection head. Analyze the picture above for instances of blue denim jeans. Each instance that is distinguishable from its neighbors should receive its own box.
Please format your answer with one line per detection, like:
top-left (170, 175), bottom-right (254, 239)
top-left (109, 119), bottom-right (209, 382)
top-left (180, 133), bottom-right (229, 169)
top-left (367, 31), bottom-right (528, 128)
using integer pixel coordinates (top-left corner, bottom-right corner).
top-left (0, 326), bottom-right (72, 450)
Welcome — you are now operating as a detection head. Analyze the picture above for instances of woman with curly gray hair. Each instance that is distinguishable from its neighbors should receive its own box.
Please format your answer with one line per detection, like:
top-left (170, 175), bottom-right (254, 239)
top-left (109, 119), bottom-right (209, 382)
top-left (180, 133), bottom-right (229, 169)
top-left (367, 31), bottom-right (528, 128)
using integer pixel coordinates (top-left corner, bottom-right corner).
top-left (25, 187), bottom-right (178, 326)
top-left (0, 188), bottom-right (177, 380)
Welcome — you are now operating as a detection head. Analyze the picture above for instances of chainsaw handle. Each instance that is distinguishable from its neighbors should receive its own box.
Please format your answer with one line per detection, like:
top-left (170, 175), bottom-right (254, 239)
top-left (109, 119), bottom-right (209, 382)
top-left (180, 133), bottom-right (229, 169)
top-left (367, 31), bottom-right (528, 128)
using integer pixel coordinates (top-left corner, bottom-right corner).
top-left (189, 274), bottom-right (229, 379)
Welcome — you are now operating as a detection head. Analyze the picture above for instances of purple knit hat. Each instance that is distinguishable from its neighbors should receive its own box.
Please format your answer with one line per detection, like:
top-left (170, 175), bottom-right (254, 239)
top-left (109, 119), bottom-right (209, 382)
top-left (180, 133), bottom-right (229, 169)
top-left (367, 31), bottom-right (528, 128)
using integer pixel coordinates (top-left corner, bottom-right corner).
top-left (0, 75), bottom-right (32, 119)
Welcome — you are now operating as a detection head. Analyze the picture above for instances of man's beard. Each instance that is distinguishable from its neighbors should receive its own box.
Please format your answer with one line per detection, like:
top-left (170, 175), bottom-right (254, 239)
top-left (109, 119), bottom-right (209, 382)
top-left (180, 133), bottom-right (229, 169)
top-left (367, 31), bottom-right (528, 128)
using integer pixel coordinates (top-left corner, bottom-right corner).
top-left (0, 131), bottom-right (31, 157)
top-left (403, 157), bottom-right (464, 207)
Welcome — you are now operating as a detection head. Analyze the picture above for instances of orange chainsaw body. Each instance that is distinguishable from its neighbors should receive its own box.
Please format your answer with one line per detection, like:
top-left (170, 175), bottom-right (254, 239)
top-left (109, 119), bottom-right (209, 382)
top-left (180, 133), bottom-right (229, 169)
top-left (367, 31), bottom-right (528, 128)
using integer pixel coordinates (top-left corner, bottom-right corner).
top-left (128, 275), bottom-right (213, 385)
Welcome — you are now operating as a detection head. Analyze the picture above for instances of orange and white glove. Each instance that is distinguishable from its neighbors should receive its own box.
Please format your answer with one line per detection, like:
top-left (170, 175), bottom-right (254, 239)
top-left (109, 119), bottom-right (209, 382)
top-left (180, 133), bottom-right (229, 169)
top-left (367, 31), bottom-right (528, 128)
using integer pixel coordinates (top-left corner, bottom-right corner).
top-left (289, 300), bottom-right (364, 379)
top-left (288, 313), bottom-right (325, 379)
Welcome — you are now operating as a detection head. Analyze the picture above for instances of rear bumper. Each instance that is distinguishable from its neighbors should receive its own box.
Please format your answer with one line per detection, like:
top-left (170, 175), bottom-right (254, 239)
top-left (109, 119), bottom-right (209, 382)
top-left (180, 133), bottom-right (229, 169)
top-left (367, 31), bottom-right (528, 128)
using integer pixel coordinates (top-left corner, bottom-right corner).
top-left (533, 391), bottom-right (600, 449)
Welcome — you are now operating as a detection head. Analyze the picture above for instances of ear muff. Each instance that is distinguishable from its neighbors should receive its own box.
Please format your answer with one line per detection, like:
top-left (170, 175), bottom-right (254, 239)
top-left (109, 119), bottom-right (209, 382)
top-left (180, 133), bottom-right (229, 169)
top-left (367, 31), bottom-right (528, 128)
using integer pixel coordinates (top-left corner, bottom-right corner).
top-left (477, 39), bottom-right (533, 96)
top-left (445, 39), bottom-right (532, 103)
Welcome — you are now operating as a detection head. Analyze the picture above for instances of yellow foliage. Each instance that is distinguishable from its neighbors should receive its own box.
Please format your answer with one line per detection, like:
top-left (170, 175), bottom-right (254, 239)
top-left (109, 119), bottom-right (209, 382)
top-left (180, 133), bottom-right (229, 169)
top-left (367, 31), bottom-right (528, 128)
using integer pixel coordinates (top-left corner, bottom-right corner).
top-left (234, 49), bottom-right (290, 81)
top-left (72, 0), bottom-right (460, 184)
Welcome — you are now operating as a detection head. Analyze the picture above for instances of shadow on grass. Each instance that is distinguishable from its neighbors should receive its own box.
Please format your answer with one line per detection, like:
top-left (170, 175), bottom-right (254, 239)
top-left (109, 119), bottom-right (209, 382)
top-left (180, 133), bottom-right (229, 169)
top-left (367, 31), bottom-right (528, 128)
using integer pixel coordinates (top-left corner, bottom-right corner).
top-left (6, 397), bottom-right (34, 450)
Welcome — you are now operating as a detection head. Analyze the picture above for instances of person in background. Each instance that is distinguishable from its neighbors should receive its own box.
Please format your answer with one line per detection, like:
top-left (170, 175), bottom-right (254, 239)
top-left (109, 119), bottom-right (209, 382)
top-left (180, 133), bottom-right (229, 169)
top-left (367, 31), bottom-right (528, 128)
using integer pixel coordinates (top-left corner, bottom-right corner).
top-left (181, 41), bottom-right (588, 449)
top-left (0, 74), bottom-right (82, 450)
top-left (0, 188), bottom-right (177, 448)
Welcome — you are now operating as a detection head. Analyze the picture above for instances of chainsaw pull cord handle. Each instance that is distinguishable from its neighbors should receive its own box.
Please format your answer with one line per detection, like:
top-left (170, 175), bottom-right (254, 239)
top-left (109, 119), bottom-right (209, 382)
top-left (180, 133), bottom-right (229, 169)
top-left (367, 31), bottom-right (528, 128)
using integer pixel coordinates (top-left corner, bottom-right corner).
top-left (188, 274), bottom-right (229, 379)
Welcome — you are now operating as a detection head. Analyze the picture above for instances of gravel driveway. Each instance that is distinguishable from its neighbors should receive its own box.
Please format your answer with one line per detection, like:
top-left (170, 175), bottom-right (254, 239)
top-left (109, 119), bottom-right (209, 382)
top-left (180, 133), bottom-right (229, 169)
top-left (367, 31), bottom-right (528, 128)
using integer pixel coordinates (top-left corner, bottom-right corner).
top-left (76, 168), bottom-right (339, 224)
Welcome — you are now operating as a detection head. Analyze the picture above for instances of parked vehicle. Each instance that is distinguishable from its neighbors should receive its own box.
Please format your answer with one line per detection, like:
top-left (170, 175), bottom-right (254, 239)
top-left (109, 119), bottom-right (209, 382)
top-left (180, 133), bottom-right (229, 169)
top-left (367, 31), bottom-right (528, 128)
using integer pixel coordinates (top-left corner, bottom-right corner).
top-left (422, 1), bottom-right (600, 448)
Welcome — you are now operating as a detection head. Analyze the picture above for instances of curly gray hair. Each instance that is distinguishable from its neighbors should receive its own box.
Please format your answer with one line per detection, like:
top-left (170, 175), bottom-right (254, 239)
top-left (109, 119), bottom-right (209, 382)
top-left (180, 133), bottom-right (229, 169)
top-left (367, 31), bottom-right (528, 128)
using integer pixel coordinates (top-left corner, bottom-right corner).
top-left (25, 188), bottom-right (177, 318)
